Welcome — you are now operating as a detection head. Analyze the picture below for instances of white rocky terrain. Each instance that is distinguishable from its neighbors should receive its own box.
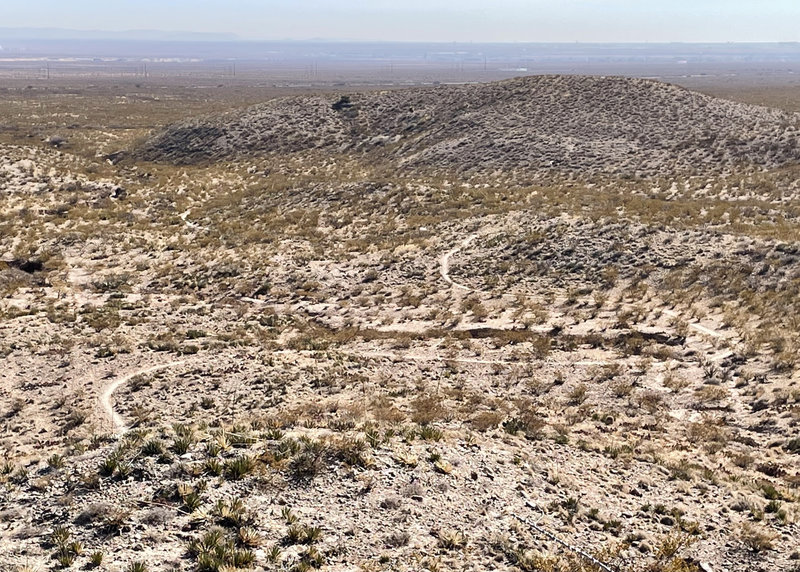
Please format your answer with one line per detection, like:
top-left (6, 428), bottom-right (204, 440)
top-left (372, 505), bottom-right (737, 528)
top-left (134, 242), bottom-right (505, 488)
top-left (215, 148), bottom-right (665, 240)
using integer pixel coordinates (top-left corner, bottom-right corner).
top-left (0, 77), bottom-right (799, 572)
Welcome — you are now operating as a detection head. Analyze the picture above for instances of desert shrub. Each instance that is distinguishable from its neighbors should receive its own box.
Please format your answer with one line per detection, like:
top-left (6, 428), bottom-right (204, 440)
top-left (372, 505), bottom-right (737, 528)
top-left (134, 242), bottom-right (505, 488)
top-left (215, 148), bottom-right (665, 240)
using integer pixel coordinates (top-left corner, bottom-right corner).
top-left (503, 405), bottom-right (546, 440)
top-left (568, 383), bottom-right (589, 405)
top-left (92, 273), bottom-right (130, 292)
top-left (739, 523), bottom-right (775, 552)
top-left (290, 439), bottom-right (328, 479)
top-left (331, 437), bottom-right (370, 467)
top-left (469, 410), bottom-right (503, 432)
top-left (694, 385), bottom-right (729, 405)
top-left (635, 390), bottom-right (664, 413)
top-left (437, 529), bottom-right (467, 550)
top-left (686, 417), bottom-right (729, 453)
top-left (612, 380), bottom-right (634, 397)
top-left (411, 394), bottom-right (446, 425)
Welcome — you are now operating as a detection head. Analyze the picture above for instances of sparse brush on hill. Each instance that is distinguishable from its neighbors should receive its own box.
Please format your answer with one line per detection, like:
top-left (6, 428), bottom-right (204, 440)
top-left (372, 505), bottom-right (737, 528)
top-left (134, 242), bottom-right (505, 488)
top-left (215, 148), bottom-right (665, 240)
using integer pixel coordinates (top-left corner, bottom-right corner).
top-left (134, 76), bottom-right (800, 178)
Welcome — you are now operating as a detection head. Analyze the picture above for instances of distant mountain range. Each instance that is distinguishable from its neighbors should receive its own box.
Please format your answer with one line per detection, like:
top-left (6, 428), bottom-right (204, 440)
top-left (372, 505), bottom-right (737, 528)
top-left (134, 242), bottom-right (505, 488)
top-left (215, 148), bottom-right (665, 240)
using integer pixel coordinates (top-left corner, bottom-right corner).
top-left (1, 31), bottom-right (798, 65)
top-left (0, 27), bottom-right (240, 42)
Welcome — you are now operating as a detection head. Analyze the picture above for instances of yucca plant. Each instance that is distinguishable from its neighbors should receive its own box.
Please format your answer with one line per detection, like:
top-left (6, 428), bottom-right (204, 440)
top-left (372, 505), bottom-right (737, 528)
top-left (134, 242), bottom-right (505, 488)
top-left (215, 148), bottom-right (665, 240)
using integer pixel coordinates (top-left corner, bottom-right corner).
top-left (418, 425), bottom-right (443, 441)
top-left (224, 455), bottom-right (255, 480)
top-left (290, 440), bottom-right (328, 479)
top-left (141, 438), bottom-right (166, 456)
top-left (213, 497), bottom-right (248, 528)
top-left (232, 548), bottom-right (255, 568)
top-left (333, 437), bottom-right (369, 467)
top-left (89, 551), bottom-right (104, 567)
top-left (67, 541), bottom-right (83, 555)
top-left (115, 461), bottom-right (133, 479)
top-left (47, 454), bottom-right (65, 469)
top-left (190, 528), bottom-right (255, 572)
top-left (183, 491), bottom-right (204, 512)
top-left (98, 456), bottom-right (118, 477)
top-left (172, 436), bottom-right (194, 455)
top-left (237, 526), bottom-right (262, 547)
top-left (267, 545), bottom-right (282, 562)
top-left (364, 427), bottom-right (381, 448)
top-left (281, 507), bottom-right (298, 524)
top-left (438, 529), bottom-right (467, 550)
top-left (292, 562), bottom-right (312, 572)
top-left (55, 549), bottom-right (76, 567)
top-left (205, 441), bottom-right (222, 457)
top-left (264, 427), bottom-right (284, 441)
top-left (204, 458), bottom-right (223, 476)
top-left (51, 525), bottom-right (71, 547)
top-left (211, 431), bottom-right (231, 452)
top-left (302, 526), bottom-right (323, 545)
top-left (285, 524), bottom-right (304, 545)
top-left (188, 527), bottom-right (226, 555)
top-left (298, 546), bottom-right (325, 568)
top-left (173, 423), bottom-right (194, 439)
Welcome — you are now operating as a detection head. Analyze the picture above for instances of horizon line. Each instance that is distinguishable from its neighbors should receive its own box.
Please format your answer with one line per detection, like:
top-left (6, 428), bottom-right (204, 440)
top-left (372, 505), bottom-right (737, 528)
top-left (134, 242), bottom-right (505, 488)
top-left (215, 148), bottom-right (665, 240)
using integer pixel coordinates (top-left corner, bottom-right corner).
top-left (2, 31), bottom-right (800, 46)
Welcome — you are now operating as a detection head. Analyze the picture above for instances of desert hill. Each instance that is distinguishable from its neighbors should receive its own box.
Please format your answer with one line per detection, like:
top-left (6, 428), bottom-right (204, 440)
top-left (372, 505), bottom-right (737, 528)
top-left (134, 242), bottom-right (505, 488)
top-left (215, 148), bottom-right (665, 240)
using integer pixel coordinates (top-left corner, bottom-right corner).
top-left (3, 74), bottom-right (800, 572)
top-left (135, 75), bottom-right (800, 176)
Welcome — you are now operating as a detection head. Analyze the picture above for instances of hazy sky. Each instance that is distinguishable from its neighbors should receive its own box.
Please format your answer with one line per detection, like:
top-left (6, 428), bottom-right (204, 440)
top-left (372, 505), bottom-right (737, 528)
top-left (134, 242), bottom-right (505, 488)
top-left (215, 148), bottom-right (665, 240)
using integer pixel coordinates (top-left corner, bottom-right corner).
top-left (3, 0), bottom-right (799, 43)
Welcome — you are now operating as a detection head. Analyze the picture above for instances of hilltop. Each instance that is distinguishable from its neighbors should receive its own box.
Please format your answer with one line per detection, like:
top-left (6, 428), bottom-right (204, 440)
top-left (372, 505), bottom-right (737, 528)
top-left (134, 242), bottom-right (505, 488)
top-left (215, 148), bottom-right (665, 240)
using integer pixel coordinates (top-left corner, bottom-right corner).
top-left (135, 75), bottom-right (800, 177)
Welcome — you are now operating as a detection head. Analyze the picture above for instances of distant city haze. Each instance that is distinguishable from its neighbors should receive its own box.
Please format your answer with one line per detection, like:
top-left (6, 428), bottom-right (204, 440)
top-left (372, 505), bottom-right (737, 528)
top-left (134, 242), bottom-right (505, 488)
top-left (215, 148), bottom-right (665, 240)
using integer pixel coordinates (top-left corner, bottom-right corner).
top-left (2, 0), bottom-right (799, 43)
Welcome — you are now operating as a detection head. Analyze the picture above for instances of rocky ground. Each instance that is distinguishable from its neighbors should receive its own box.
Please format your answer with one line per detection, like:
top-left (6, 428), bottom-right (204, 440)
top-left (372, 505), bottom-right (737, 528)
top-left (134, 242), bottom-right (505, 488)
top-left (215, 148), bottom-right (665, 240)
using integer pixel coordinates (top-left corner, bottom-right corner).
top-left (1, 77), bottom-right (799, 572)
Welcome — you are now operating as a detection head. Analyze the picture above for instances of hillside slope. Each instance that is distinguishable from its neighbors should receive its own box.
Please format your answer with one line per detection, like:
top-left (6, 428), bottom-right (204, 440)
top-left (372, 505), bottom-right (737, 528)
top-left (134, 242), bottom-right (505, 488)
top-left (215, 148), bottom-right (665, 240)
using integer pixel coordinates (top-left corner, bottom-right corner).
top-left (134, 75), bottom-right (800, 176)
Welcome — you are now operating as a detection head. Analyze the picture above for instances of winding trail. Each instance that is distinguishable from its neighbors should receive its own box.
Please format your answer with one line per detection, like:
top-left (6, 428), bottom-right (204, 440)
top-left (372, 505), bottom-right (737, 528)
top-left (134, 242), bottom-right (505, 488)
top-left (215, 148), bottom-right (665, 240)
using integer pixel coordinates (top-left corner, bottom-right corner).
top-left (100, 361), bottom-right (188, 434)
top-left (438, 226), bottom-right (731, 378)
top-left (440, 234), bottom-right (479, 291)
top-left (438, 229), bottom-right (729, 344)
top-left (98, 230), bottom-right (730, 434)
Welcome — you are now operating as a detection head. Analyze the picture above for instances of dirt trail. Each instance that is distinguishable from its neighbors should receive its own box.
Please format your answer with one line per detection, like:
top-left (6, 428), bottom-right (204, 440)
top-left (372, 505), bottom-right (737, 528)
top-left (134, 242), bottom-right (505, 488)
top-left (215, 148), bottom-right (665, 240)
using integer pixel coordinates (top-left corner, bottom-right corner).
top-left (439, 229), bottom-right (731, 348)
top-left (661, 308), bottom-right (724, 339)
top-left (440, 234), bottom-right (479, 291)
top-left (99, 361), bottom-right (188, 434)
top-left (343, 350), bottom-right (608, 367)
top-left (179, 209), bottom-right (201, 230)
top-left (94, 231), bottom-right (735, 444)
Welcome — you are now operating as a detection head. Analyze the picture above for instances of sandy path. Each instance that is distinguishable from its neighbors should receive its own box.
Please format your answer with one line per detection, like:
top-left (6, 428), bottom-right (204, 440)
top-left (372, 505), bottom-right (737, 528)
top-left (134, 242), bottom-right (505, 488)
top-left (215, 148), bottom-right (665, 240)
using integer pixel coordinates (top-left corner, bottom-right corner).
top-left (100, 360), bottom-right (188, 434)
top-left (96, 231), bottom-right (732, 438)
top-left (440, 234), bottom-right (479, 291)
top-left (274, 348), bottom-right (607, 367)
top-left (661, 309), bottom-right (724, 339)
